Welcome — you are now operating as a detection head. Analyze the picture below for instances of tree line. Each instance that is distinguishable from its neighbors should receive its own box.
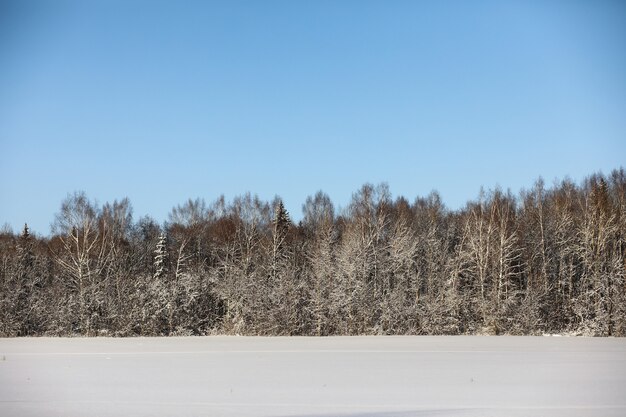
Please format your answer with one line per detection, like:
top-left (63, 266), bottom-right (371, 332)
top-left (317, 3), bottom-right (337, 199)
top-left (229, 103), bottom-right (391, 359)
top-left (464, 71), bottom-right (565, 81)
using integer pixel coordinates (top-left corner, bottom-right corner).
top-left (1, 169), bottom-right (625, 337)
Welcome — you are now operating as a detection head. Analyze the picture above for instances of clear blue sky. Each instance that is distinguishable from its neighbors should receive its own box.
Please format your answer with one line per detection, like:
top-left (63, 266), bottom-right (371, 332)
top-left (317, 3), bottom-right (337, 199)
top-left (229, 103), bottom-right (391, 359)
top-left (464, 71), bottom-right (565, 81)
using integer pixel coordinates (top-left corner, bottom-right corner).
top-left (1, 0), bottom-right (625, 235)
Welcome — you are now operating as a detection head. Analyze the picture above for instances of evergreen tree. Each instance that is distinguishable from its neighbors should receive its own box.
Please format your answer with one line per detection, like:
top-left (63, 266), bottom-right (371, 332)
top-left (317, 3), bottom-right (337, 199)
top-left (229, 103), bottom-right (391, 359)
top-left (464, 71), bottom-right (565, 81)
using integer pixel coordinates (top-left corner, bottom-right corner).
top-left (16, 224), bottom-right (34, 272)
top-left (273, 199), bottom-right (291, 249)
top-left (15, 223), bottom-right (39, 335)
top-left (154, 233), bottom-right (168, 280)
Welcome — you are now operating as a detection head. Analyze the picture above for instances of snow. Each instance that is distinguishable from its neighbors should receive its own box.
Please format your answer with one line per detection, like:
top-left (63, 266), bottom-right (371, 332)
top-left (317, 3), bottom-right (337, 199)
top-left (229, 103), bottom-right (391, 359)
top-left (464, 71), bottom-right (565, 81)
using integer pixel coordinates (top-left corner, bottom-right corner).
top-left (1, 336), bottom-right (625, 417)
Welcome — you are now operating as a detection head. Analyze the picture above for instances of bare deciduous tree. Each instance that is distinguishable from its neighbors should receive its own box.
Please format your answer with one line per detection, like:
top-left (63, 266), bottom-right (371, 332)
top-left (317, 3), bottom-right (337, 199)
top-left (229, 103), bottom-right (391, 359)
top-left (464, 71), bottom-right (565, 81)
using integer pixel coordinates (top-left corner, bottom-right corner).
top-left (2, 169), bottom-right (625, 337)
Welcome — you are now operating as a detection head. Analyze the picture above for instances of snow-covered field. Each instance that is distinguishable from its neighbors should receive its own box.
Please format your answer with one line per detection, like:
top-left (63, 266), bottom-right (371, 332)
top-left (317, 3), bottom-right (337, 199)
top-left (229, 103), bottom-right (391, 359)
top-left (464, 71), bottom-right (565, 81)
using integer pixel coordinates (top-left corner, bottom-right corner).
top-left (1, 336), bottom-right (625, 417)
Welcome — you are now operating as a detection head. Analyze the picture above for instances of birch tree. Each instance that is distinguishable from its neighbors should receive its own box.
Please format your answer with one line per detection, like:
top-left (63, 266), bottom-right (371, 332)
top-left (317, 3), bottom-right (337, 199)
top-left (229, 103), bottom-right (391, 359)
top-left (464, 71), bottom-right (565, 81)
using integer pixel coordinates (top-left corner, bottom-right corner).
top-left (51, 192), bottom-right (109, 334)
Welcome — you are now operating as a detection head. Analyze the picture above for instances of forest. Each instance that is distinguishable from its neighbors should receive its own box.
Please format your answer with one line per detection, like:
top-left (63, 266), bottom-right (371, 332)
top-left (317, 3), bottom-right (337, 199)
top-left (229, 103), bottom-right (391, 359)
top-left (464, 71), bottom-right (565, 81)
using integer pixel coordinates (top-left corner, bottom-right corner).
top-left (1, 169), bottom-right (625, 337)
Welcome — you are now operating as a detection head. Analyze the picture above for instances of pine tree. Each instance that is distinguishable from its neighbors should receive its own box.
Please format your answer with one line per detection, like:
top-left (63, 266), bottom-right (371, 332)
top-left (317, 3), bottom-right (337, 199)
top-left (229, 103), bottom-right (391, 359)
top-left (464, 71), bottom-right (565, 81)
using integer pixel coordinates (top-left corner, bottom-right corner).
top-left (270, 199), bottom-right (301, 333)
top-left (154, 233), bottom-right (168, 280)
top-left (273, 200), bottom-right (291, 248)
top-left (16, 224), bottom-right (34, 272)
top-left (15, 223), bottom-right (37, 335)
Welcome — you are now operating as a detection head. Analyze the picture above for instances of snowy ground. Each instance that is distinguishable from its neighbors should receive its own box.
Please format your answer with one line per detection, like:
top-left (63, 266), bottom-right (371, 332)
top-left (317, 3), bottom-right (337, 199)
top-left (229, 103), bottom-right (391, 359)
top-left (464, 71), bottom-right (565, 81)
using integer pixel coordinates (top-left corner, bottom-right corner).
top-left (1, 336), bottom-right (625, 417)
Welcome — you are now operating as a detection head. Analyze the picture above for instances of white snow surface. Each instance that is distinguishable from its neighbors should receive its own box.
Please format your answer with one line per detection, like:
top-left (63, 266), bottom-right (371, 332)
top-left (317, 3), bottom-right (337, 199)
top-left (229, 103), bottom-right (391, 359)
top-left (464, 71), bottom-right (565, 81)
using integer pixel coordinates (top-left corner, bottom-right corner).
top-left (1, 336), bottom-right (625, 417)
